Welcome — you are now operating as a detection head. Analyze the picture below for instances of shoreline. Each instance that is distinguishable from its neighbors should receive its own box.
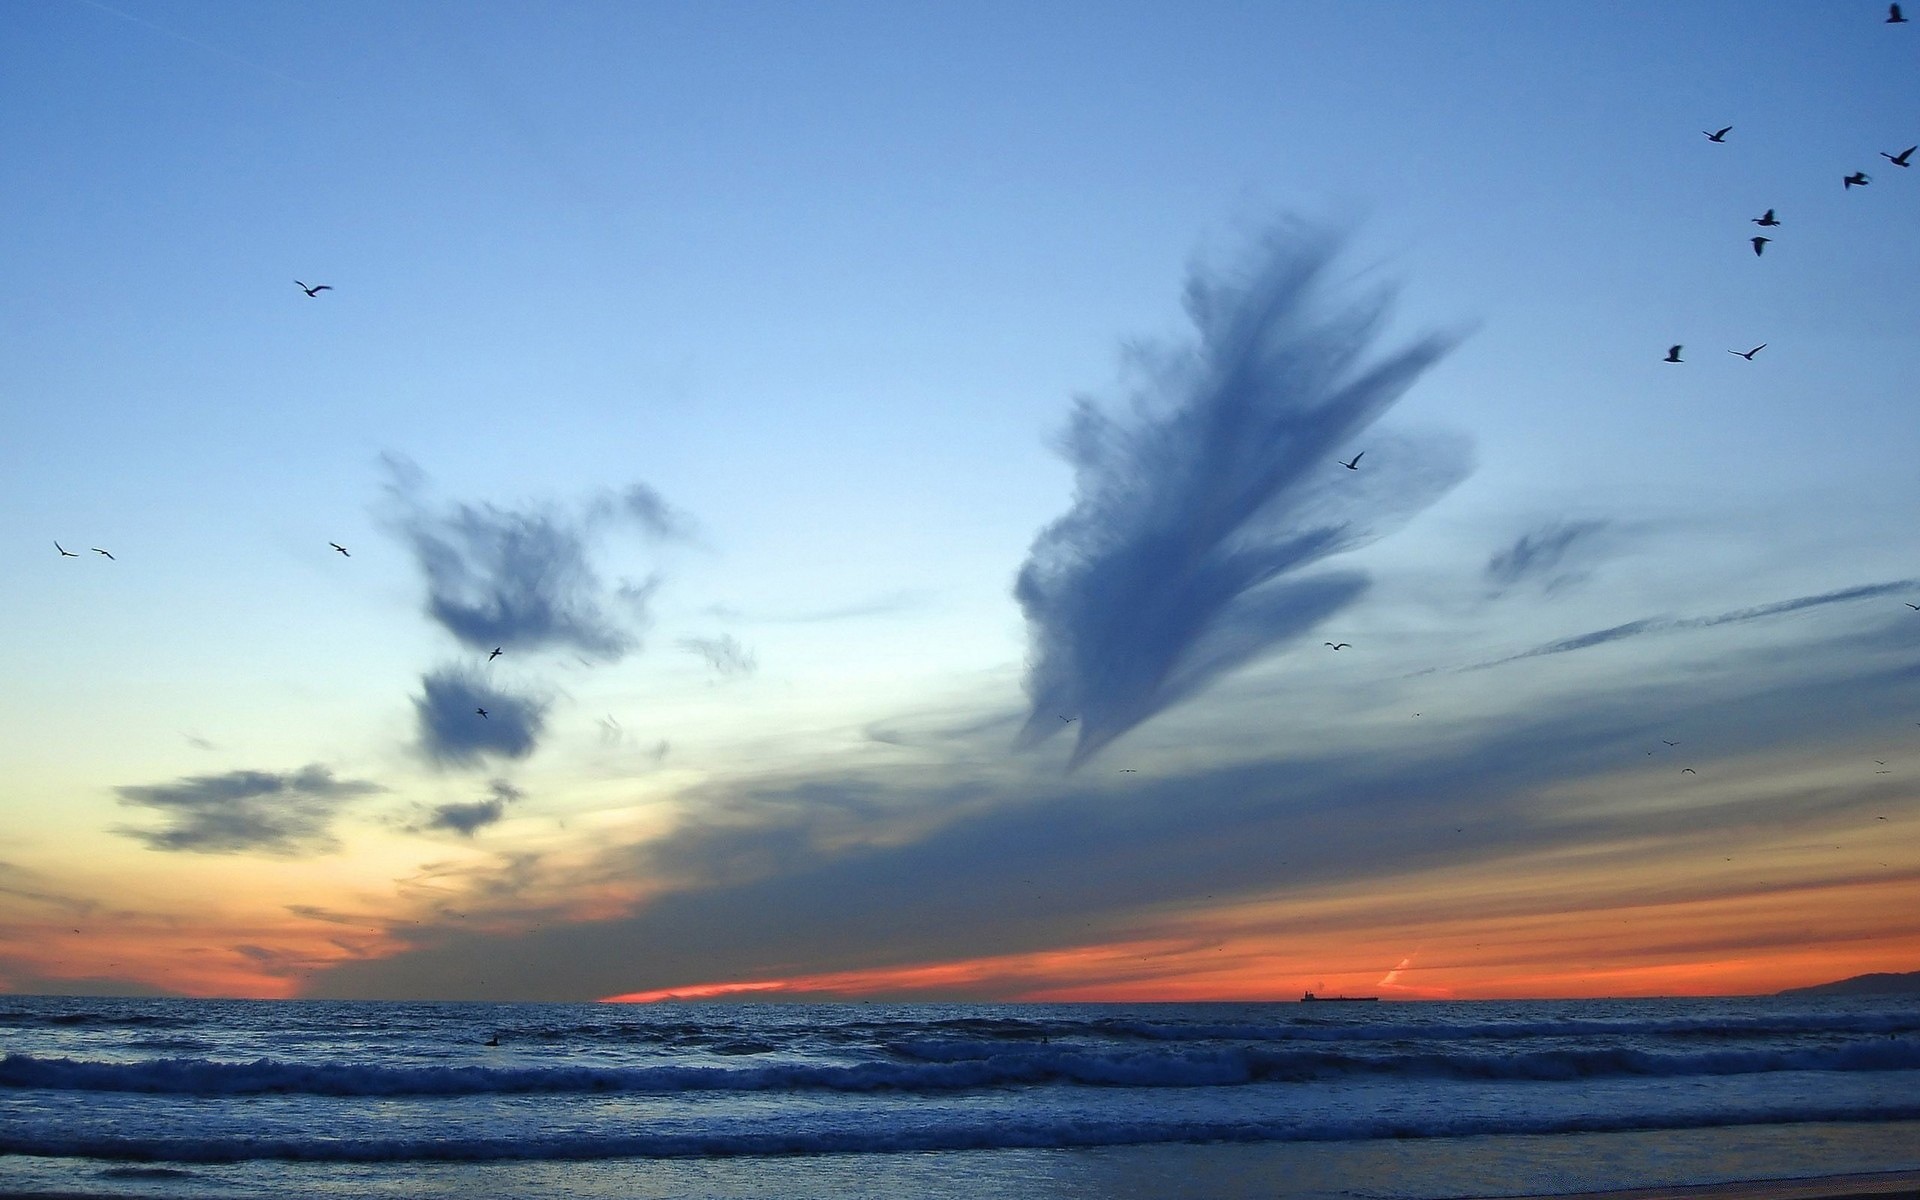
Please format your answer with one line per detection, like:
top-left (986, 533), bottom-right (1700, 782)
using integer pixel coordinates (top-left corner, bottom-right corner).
top-left (1489, 1170), bottom-right (1920, 1200)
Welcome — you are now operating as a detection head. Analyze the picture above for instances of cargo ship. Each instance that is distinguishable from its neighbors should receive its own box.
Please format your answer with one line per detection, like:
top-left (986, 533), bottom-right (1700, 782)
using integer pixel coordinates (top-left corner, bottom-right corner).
top-left (1300, 991), bottom-right (1379, 1002)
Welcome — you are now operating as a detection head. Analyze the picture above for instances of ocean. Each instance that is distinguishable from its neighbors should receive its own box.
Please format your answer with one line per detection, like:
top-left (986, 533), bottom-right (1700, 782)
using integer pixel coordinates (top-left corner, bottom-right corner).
top-left (2, 993), bottom-right (1918, 1199)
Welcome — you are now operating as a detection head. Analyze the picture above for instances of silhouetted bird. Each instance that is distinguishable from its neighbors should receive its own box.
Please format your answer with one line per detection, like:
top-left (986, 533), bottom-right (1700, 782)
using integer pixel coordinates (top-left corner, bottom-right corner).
top-left (329, 542), bottom-right (349, 556)
top-left (476, 708), bottom-right (489, 718)
top-left (1905, 602), bottom-right (1919, 610)
top-left (1845, 172), bottom-right (1871, 188)
top-left (1752, 209), bottom-right (1780, 227)
top-left (1730, 344), bottom-right (1766, 360)
top-left (1663, 740), bottom-right (1680, 746)
top-left (54, 542), bottom-right (77, 557)
top-left (1059, 715), bottom-right (1076, 724)
top-left (489, 647), bottom-right (503, 661)
top-left (1881, 146), bottom-right (1915, 167)
top-left (296, 281), bottom-right (332, 297)
top-left (1664, 345), bottom-right (1683, 363)
top-left (1704, 126), bottom-right (1732, 142)
top-left (1890, 3), bottom-right (1908, 23)
top-left (1339, 452), bottom-right (1364, 470)
top-left (92, 548), bottom-right (113, 560)
top-left (1681, 768), bottom-right (1697, 774)
top-left (1325, 642), bottom-right (1351, 650)
top-left (485, 1034), bottom-right (499, 1047)
top-left (1750, 236), bottom-right (1770, 256)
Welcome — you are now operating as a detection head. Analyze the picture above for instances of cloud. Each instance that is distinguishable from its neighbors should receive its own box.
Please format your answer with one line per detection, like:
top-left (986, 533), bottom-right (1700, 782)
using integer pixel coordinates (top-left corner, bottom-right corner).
top-left (306, 615), bottom-right (1920, 1003)
top-left (1471, 579), bottom-right (1918, 671)
top-left (614, 484), bottom-right (693, 541)
top-left (1015, 223), bottom-right (1472, 765)
top-left (418, 780), bottom-right (523, 838)
top-left (1484, 520), bottom-right (1614, 595)
top-left (383, 457), bottom-right (681, 661)
top-left (679, 634), bottom-right (758, 679)
top-left (114, 765), bottom-right (383, 855)
top-left (413, 667), bottom-right (550, 767)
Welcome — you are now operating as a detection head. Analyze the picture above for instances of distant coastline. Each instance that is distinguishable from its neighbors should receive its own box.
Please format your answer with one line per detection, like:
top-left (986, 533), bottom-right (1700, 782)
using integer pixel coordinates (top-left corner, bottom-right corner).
top-left (1776, 969), bottom-right (1920, 997)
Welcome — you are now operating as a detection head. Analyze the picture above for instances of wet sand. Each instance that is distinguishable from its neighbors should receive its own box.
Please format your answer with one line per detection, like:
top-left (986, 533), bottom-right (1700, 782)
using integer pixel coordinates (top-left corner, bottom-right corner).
top-left (1495, 1171), bottom-right (1920, 1200)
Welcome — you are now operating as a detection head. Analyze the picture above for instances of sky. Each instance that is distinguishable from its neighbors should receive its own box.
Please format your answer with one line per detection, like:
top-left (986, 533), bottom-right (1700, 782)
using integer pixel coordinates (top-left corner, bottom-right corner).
top-left (2, 0), bottom-right (1917, 1004)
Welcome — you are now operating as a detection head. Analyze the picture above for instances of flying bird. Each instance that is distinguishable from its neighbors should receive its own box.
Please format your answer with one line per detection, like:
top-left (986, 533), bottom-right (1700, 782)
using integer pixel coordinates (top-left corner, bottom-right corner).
top-left (1663, 740), bottom-right (1680, 747)
top-left (329, 542), bottom-right (349, 556)
top-left (91, 548), bottom-right (114, 560)
top-left (54, 542), bottom-right (77, 557)
top-left (295, 281), bottom-right (332, 297)
top-left (1845, 172), bottom-right (1871, 188)
top-left (1750, 236), bottom-right (1770, 256)
top-left (1729, 344), bottom-right (1766, 360)
top-left (1752, 209), bottom-right (1780, 227)
top-left (1059, 715), bottom-right (1077, 724)
top-left (1325, 642), bottom-right (1351, 650)
top-left (1881, 146), bottom-right (1916, 167)
top-left (1681, 768), bottom-right (1697, 774)
top-left (488, 647), bottom-right (503, 661)
top-left (1904, 603), bottom-right (1918, 610)
top-left (475, 708), bottom-right (489, 718)
top-left (1339, 452), bottom-right (1364, 470)
top-left (1890, 4), bottom-right (1909, 22)
top-left (1664, 345), bottom-right (1683, 363)
top-left (1703, 126), bottom-right (1732, 142)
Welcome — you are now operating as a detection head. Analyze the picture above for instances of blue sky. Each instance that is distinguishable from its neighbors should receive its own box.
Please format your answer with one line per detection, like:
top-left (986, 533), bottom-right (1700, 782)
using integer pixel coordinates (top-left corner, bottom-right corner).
top-left (2, 0), bottom-right (1916, 1001)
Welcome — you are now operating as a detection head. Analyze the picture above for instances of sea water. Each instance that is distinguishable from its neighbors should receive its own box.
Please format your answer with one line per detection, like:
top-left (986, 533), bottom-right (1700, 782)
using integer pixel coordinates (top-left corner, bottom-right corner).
top-left (2, 993), bottom-right (1917, 1199)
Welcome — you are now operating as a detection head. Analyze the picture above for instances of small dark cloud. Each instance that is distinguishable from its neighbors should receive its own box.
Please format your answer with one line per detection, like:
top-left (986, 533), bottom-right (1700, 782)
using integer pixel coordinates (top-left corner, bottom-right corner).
top-left (679, 634), bottom-right (757, 679)
top-left (418, 780), bottom-right (523, 838)
top-left (414, 667), bottom-right (550, 767)
top-left (383, 457), bottom-right (683, 661)
top-left (1472, 579), bottom-right (1918, 671)
top-left (1484, 520), bottom-right (1614, 595)
top-left (615, 484), bottom-right (693, 541)
top-left (1016, 223), bottom-right (1471, 766)
top-left (114, 765), bottom-right (383, 856)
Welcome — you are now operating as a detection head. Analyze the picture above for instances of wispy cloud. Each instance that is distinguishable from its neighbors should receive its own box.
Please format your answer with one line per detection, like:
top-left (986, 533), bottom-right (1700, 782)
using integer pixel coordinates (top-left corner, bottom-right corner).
top-left (1015, 223), bottom-right (1471, 765)
top-left (679, 634), bottom-right (758, 679)
top-left (413, 667), bottom-right (550, 767)
top-left (1470, 580), bottom-right (1919, 670)
top-left (1485, 520), bottom-right (1615, 595)
top-left (114, 765), bottom-right (383, 856)
top-left (416, 780), bottom-right (523, 838)
top-left (383, 457), bottom-right (682, 661)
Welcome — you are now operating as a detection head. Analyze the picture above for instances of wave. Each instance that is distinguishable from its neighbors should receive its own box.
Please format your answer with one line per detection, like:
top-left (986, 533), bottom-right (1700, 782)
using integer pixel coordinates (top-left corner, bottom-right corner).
top-left (7, 1037), bottom-right (1920, 1098)
top-left (5, 1099), bottom-right (1920, 1164)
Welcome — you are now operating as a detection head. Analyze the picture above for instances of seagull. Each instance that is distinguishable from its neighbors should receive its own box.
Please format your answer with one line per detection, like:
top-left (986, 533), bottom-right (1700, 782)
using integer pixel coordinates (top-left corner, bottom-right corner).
top-left (1905, 602), bottom-right (1919, 610)
top-left (1059, 715), bottom-right (1076, 724)
top-left (1881, 146), bottom-right (1916, 167)
top-left (1729, 344), bottom-right (1766, 360)
top-left (1752, 209), bottom-right (1780, 227)
top-left (488, 647), bottom-right (503, 661)
top-left (1325, 642), bottom-right (1351, 650)
top-left (1663, 740), bottom-right (1680, 747)
top-left (1890, 3), bottom-right (1909, 22)
top-left (1875, 760), bottom-right (1887, 765)
top-left (1339, 452), bottom-right (1364, 470)
top-left (295, 281), bottom-right (332, 297)
top-left (1750, 236), bottom-right (1770, 256)
top-left (1845, 172), bottom-right (1871, 188)
top-left (329, 542), bottom-right (350, 556)
top-left (54, 542), bottom-right (78, 557)
top-left (475, 708), bottom-right (489, 718)
top-left (1681, 768), bottom-right (1697, 774)
top-left (91, 547), bottom-right (114, 560)
top-left (1704, 126), bottom-right (1732, 142)
top-left (1664, 345), bottom-right (1683, 363)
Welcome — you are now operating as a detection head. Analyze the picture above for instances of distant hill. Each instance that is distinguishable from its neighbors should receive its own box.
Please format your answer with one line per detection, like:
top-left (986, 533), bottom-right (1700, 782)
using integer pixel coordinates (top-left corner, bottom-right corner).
top-left (1776, 970), bottom-right (1920, 997)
